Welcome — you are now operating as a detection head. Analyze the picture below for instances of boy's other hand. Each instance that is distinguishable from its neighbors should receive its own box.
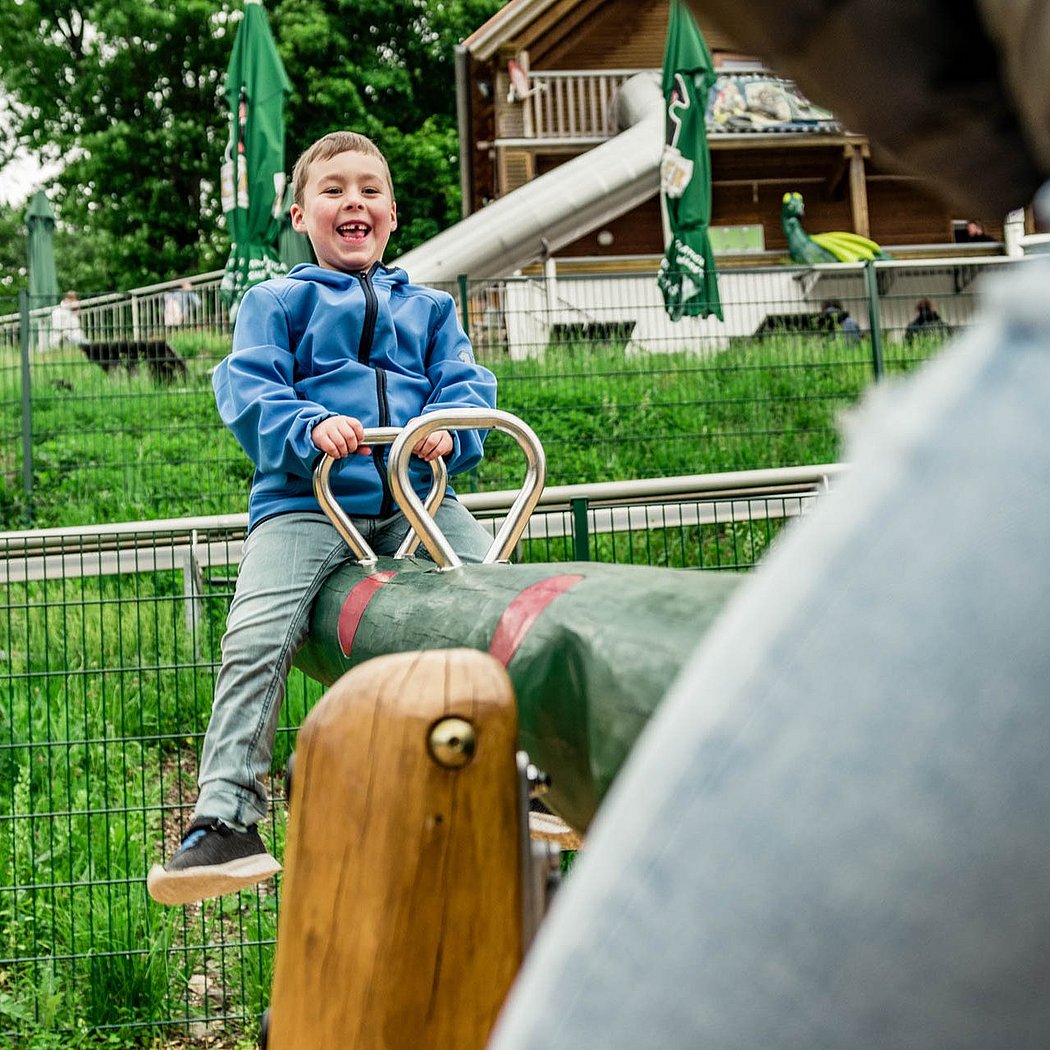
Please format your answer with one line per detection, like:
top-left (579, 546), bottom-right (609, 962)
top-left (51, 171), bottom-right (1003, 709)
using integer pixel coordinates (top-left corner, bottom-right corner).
top-left (312, 415), bottom-right (372, 458)
top-left (413, 429), bottom-right (453, 463)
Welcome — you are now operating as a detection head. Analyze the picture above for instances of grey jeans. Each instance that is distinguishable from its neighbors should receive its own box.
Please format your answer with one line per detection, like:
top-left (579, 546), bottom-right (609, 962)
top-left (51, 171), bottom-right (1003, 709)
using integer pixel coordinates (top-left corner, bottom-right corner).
top-left (490, 262), bottom-right (1050, 1048)
top-left (196, 496), bottom-right (491, 829)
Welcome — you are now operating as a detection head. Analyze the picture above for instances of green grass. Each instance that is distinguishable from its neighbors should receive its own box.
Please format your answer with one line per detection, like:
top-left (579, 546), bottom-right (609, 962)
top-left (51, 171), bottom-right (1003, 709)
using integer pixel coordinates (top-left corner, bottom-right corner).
top-left (0, 328), bottom-right (925, 529)
top-left (0, 562), bottom-right (317, 1047)
top-left (517, 515), bottom-right (787, 571)
top-left (467, 334), bottom-right (874, 492)
top-left (0, 336), bottom-right (252, 528)
top-left (0, 515), bottom-right (344, 1047)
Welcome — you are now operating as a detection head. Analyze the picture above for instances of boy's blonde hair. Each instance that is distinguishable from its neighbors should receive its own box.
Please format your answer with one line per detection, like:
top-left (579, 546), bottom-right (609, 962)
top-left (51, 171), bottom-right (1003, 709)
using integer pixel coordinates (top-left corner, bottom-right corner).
top-left (291, 132), bottom-right (394, 206)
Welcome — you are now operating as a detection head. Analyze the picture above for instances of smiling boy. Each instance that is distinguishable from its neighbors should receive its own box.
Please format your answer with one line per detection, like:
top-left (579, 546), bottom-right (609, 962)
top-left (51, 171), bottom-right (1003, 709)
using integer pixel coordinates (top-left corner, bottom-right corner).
top-left (291, 140), bottom-right (396, 274)
top-left (147, 131), bottom-right (497, 905)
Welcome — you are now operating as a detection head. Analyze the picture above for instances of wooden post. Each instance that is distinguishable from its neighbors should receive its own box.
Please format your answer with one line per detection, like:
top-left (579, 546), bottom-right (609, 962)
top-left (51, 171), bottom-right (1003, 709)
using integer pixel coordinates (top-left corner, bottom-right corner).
top-left (847, 143), bottom-right (871, 239)
top-left (267, 649), bottom-right (523, 1050)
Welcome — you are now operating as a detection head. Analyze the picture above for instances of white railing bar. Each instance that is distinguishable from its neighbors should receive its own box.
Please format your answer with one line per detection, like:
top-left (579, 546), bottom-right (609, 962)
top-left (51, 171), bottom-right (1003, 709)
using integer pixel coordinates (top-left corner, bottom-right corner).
top-left (530, 69), bottom-right (650, 80)
top-left (502, 493), bottom-right (820, 543)
top-left (465, 463), bottom-right (845, 512)
top-left (0, 464), bottom-right (845, 554)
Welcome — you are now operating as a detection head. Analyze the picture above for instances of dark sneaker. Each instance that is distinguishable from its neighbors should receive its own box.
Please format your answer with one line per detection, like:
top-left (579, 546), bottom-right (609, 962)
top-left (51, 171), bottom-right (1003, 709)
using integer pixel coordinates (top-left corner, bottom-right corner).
top-left (147, 817), bottom-right (281, 906)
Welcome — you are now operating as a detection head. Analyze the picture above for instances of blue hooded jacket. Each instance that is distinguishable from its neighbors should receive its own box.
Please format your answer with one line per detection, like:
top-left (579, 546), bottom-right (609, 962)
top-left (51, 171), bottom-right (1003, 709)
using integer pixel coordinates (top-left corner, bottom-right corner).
top-left (212, 263), bottom-right (497, 530)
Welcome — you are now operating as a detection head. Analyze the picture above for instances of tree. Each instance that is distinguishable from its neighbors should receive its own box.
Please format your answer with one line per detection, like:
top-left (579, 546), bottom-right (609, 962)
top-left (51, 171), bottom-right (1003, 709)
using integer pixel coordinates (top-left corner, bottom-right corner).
top-left (0, 1), bottom-right (235, 292)
top-left (0, 0), bottom-right (506, 293)
top-left (0, 201), bottom-right (29, 302)
top-left (258, 0), bottom-right (506, 255)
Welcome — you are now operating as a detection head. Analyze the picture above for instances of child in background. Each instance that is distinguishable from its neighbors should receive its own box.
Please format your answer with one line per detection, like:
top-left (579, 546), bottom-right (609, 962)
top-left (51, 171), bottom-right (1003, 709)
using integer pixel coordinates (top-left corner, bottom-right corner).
top-left (904, 298), bottom-right (951, 344)
top-left (148, 131), bottom-right (497, 905)
top-left (48, 290), bottom-right (86, 349)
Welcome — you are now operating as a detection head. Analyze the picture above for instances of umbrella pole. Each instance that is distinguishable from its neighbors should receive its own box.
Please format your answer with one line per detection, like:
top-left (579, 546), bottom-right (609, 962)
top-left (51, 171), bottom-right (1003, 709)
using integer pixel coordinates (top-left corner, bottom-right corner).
top-left (18, 290), bottom-right (34, 527)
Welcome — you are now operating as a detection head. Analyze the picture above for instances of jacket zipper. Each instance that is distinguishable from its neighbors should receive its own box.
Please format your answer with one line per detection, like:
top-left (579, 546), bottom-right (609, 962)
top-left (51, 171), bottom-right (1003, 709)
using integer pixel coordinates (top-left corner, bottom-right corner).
top-left (373, 368), bottom-right (394, 517)
top-left (356, 264), bottom-right (379, 365)
top-left (356, 265), bottom-right (395, 518)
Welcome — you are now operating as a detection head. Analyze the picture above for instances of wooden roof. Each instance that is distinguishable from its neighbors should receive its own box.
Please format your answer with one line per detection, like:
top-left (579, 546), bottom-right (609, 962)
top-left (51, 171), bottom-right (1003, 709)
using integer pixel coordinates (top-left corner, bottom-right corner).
top-left (463, 0), bottom-right (741, 65)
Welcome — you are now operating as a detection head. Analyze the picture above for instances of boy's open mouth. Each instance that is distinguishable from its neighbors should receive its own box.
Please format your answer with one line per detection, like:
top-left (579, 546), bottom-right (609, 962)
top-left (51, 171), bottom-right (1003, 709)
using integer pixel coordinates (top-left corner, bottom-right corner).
top-left (338, 222), bottom-right (371, 240)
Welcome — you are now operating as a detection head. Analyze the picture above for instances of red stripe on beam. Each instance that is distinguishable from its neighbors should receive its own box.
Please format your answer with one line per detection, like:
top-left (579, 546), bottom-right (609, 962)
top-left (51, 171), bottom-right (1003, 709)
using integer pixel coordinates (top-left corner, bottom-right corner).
top-left (488, 574), bottom-right (584, 666)
top-left (337, 571), bottom-right (397, 656)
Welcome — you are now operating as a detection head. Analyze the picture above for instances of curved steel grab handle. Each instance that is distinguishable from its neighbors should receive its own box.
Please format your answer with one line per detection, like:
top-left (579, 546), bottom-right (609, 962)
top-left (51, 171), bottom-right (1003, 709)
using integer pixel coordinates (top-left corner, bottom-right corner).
top-left (312, 427), bottom-right (448, 567)
top-left (387, 408), bottom-right (546, 570)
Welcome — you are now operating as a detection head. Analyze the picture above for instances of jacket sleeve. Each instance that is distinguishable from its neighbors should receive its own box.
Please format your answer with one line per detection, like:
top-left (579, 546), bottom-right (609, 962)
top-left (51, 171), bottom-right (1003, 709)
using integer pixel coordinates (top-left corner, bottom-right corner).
top-left (211, 283), bottom-right (332, 478)
top-left (418, 294), bottom-right (498, 477)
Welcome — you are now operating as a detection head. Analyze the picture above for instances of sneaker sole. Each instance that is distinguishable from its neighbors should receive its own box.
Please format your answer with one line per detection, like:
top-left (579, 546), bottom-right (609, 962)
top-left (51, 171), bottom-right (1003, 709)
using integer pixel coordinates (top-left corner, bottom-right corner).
top-left (146, 853), bottom-right (282, 906)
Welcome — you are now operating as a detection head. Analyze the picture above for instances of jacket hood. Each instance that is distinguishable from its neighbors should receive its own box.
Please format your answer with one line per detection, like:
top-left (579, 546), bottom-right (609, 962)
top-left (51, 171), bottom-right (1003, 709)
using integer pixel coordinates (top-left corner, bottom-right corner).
top-left (284, 262), bottom-right (410, 290)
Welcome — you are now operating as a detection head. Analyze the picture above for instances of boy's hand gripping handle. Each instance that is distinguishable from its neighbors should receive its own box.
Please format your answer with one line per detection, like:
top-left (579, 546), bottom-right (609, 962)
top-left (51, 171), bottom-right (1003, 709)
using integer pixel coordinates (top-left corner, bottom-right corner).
top-left (312, 425), bottom-right (446, 568)
top-left (312, 408), bottom-right (546, 570)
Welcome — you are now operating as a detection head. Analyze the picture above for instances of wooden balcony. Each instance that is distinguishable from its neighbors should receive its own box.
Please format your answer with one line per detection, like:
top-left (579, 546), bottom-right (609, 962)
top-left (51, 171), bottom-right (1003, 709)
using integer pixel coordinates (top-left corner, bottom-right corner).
top-left (495, 68), bottom-right (652, 148)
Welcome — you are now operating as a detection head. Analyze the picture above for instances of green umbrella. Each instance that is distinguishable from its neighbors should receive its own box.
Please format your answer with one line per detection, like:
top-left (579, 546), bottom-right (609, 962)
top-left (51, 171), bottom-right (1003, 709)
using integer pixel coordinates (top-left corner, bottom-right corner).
top-left (25, 190), bottom-right (59, 309)
top-left (219, 0), bottom-right (293, 320)
top-left (25, 190), bottom-right (59, 348)
top-left (278, 183), bottom-right (315, 269)
top-left (657, 0), bottom-right (723, 321)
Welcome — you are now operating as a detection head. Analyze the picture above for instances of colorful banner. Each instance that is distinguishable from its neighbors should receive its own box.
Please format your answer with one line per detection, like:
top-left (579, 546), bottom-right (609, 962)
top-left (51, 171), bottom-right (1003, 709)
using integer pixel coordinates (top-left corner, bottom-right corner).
top-left (707, 74), bottom-right (839, 135)
top-left (219, 0), bottom-right (293, 321)
top-left (657, 0), bottom-right (723, 322)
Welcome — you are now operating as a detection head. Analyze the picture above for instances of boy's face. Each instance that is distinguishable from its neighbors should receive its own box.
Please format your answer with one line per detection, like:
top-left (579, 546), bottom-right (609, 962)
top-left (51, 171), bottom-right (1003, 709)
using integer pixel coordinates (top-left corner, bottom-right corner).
top-left (290, 150), bottom-right (397, 273)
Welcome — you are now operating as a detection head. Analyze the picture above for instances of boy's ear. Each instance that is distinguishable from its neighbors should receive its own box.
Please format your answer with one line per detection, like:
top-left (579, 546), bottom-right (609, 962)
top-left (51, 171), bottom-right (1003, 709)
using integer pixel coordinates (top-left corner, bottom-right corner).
top-left (390, 201), bottom-right (397, 230)
top-left (290, 203), bottom-right (306, 233)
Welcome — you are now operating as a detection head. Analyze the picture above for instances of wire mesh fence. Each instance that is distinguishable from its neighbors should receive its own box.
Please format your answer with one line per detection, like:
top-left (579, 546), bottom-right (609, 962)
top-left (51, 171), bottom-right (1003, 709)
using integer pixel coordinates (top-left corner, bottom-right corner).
top-left (0, 249), bottom-right (1016, 1045)
top-left (0, 255), bottom-right (1014, 531)
top-left (0, 471), bottom-right (833, 1046)
top-left (0, 521), bottom-right (306, 1044)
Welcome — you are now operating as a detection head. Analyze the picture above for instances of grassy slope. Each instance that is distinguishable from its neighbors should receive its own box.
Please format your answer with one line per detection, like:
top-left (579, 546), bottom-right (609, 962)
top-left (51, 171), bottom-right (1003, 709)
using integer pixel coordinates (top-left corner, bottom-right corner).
top-left (0, 329), bottom-right (906, 528)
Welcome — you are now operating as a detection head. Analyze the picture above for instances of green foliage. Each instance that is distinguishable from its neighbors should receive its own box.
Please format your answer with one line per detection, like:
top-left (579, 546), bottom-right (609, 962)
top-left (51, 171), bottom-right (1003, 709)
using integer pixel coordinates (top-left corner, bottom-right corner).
top-left (0, 201), bottom-right (30, 295)
top-left (0, 1), bottom-right (236, 291)
top-left (380, 119), bottom-right (464, 252)
top-left (0, 335), bottom-right (252, 528)
top-left (0, 561), bottom-right (285, 1046)
top-left (277, 0), bottom-right (503, 253)
top-left (82, 897), bottom-right (175, 1035)
top-left (0, 0), bottom-right (507, 293)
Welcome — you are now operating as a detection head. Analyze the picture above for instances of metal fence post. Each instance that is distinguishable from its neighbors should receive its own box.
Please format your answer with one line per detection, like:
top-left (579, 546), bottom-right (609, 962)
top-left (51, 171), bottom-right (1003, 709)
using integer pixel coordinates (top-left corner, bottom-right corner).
top-left (864, 259), bottom-right (885, 380)
top-left (457, 274), bottom-right (471, 339)
top-left (571, 497), bottom-right (590, 561)
top-left (18, 290), bottom-right (33, 525)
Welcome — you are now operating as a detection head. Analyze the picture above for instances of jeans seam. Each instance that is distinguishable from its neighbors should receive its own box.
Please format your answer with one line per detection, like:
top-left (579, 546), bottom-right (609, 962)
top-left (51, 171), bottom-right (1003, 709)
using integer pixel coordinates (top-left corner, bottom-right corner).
top-left (230, 538), bottom-right (351, 826)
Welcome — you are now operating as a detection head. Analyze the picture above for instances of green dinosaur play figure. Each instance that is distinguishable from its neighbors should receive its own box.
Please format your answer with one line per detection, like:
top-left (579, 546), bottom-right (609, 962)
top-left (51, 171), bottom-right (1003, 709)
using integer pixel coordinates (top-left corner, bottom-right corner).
top-left (781, 191), bottom-right (889, 263)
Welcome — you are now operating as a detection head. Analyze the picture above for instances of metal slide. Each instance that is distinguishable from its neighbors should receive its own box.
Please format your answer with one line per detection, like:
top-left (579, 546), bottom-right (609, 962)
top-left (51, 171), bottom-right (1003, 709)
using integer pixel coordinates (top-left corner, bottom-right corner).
top-left (392, 73), bottom-right (664, 284)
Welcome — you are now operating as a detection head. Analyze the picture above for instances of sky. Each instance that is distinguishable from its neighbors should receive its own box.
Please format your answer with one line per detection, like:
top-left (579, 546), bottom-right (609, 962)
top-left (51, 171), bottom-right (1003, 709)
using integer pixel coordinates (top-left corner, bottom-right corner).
top-left (0, 89), bottom-right (62, 208)
top-left (0, 153), bottom-right (57, 207)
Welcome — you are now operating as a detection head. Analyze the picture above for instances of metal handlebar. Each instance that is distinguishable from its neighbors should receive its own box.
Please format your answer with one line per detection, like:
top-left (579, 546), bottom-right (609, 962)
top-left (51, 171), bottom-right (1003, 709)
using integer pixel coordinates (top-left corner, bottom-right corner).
top-left (313, 427), bottom-right (447, 568)
top-left (312, 408), bottom-right (546, 571)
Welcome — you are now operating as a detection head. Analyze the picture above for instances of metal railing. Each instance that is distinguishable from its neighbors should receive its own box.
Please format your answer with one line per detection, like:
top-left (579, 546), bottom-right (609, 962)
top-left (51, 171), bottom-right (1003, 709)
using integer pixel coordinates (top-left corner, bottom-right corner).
top-left (499, 66), bottom-right (844, 145)
top-left (0, 460), bottom-right (843, 582)
top-left (0, 272), bottom-right (227, 356)
top-left (517, 69), bottom-right (645, 143)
